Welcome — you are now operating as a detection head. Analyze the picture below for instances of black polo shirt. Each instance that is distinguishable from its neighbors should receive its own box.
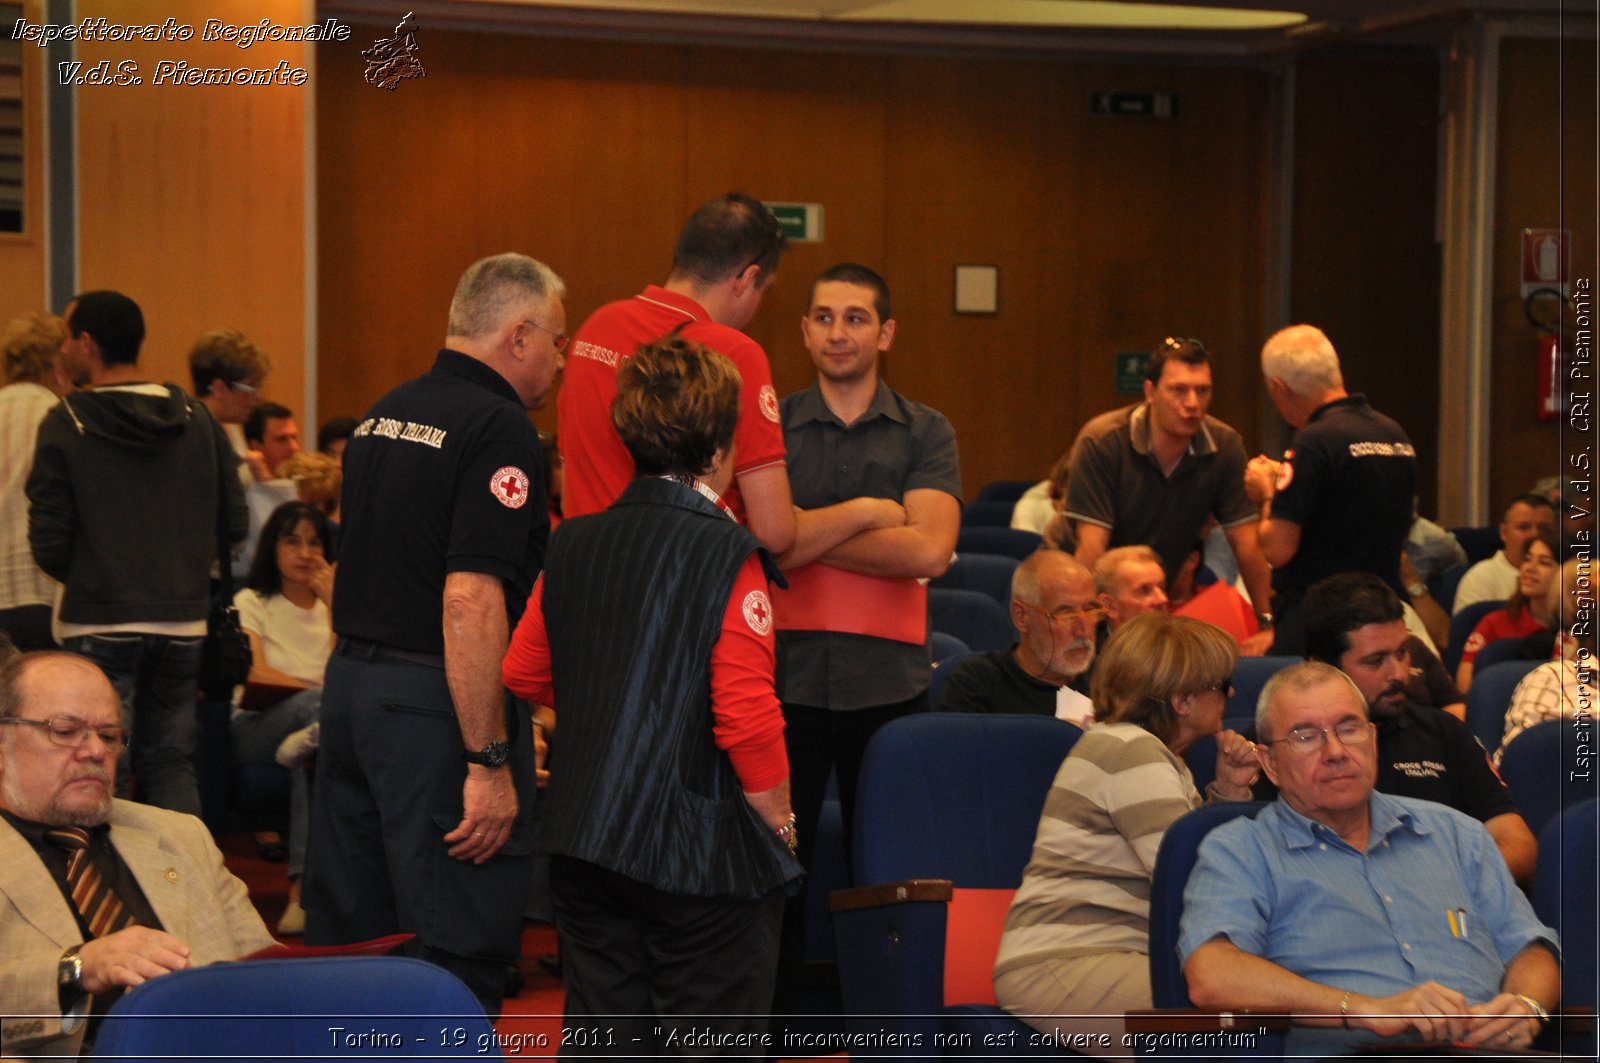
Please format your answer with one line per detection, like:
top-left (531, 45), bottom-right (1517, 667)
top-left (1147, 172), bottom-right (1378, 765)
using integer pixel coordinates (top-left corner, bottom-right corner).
top-left (1270, 394), bottom-right (1415, 598)
top-left (332, 350), bottom-right (548, 654)
top-left (1065, 403), bottom-right (1256, 579)
top-left (1251, 701), bottom-right (1520, 824)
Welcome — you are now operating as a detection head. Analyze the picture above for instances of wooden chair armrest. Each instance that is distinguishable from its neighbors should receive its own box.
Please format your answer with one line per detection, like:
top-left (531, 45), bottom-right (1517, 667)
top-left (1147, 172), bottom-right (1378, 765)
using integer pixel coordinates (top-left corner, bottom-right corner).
top-left (829, 878), bottom-right (953, 913)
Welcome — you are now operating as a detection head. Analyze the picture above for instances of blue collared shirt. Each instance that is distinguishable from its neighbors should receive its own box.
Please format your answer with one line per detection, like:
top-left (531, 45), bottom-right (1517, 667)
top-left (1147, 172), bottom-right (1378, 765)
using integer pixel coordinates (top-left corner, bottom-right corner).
top-left (1177, 792), bottom-right (1558, 1056)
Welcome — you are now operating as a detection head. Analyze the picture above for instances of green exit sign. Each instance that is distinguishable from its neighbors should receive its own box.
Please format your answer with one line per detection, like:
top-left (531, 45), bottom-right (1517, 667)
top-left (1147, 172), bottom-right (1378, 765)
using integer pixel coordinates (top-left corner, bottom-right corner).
top-left (1114, 351), bottom-right (1149, 394)
top-left (765, 202), bottom-right (824, 243)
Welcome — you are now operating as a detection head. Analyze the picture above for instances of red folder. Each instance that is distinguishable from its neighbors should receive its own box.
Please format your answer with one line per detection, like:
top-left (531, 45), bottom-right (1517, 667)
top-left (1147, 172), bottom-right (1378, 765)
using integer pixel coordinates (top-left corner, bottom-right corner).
top-left (243, 933), bottom-right (414, 961)
top-left (1174, 582), bottom-right (1259, 646)
top-left (774, 563), bottom-right (927, 645)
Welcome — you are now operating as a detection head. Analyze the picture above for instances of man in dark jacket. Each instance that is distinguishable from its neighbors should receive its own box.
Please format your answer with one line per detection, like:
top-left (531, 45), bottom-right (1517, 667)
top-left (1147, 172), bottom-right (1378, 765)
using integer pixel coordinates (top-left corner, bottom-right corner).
top-left (26, 291), bottom-right (246, 816)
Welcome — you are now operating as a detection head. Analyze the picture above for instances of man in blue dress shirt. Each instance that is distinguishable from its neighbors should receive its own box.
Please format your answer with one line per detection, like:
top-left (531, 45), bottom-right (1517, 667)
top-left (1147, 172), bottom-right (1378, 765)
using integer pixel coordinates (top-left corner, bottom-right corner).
top-left (1180, 660), bottom-right (1558, 1057)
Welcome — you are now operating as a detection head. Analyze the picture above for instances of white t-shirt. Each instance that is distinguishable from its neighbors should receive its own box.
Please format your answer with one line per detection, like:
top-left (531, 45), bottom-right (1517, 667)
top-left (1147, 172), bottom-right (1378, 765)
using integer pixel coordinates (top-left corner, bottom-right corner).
top-left (234, 587), bottom-right (332, 685)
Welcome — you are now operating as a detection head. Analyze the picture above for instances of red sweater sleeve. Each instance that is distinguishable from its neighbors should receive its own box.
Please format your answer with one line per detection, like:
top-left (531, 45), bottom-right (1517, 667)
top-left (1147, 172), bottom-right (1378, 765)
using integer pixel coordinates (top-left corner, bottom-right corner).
top-left (502, 576), bottom-right (554, 706)
top-left (711, 554), bottom-right (788, 792)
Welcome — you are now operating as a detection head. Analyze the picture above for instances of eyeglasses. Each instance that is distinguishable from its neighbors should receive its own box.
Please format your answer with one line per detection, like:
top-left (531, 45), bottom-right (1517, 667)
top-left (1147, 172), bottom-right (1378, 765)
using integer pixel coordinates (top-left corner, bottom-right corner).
top-left (1212, 676), bottom-right (1236, 700)
top-left (1265, 719), bottom-right (1373, 756)
top-left (1023, 600), bottom-right (1107, 628)
top-left (224, 378), bottom-right (261, 395)
top-left (0, 716), bottom-right (131, 750)
top-left (522, 319), bottom-right (568, 353)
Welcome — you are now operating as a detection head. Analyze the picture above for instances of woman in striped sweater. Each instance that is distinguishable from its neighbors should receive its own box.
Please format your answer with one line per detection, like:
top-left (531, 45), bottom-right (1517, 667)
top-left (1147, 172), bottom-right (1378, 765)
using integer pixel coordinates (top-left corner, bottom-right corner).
top-left (994, 611), bottom-right (1261, 1053)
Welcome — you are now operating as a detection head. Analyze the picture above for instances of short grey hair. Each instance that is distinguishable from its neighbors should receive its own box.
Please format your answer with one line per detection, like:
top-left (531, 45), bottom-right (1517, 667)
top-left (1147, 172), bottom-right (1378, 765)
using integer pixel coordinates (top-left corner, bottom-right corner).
top-left (1092, 544), bottom-right (1163, 596)
top-left (1260, 324), bottom-right (1343, 398)
top-left (1010, 549), bottom-right (1090, 605)
top-left (446, 253), bottom-right (566, 340)
top-left (1255, 660), bottom-right (1367, 741)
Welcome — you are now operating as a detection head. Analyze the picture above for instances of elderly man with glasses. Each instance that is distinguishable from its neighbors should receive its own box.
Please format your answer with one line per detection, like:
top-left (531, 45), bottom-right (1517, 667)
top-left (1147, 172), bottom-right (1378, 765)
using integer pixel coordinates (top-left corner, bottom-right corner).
top-left (0, 651), bottom-right (273, 1058)
top-left (1180, 660), bottom-right (1559, 1059)
top-left (936, 551), bottom-right (1101, 726)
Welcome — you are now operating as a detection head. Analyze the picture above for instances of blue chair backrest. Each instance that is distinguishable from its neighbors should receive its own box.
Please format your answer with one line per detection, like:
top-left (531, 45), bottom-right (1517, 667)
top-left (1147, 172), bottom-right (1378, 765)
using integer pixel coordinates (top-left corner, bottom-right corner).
top-left (1472, 636), bottom-right (1533, 674)
top-left (930, 552), bottom-right (1019, 610)
top-left (929, 587), bottom-right (1017, 653)
top-left (956, 526), bottom-right (1044, 560)
top-left (854, 713), bottom-right (1080, 888)
top-left (976, 479), bottom-right (1037, 504)
top-left (1449, 525), bottom-right (1501, 566)
top-left (1464, 659), bottom-right (1542, 753)
top-left (1227, 655), bottom-right (1299, 721)
top-left (1429, 563), bottom-right (1468, 613)
top-left (929, 630), bottom-right (971, 663)
top-left (1499, 717), bottom-right (1600, 836)
top-left (1148, 802), bottom-right (1268, 1008)
top-left (1446, 600), bottom-right (1502, 673)
top-left (1184, 734), bottom-right (1218, 794)
top-left (96, 956), bottom-right (497, 1061)
top-left (1534, 798), bottom-right (1598, 1020)
top-left (961, 500), bottom-right (1017, 527)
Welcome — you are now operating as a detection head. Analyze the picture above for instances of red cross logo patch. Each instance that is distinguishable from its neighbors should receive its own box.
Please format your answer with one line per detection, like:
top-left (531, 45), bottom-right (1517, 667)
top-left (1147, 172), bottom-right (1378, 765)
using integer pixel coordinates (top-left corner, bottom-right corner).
top-left (742, 589), bottom-right (773, 636)
top-left (759, 384), bottom-right (779, 423)
top-left (1275, 450), bottom-right (1295, 493)
top-left (490, 466), bottom-right (531, 509)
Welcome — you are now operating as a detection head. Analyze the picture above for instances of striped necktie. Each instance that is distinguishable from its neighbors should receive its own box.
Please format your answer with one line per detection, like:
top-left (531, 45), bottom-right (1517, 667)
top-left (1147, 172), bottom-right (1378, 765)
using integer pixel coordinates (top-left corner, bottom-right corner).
top-left (44, 827), bottom-right (137, 938)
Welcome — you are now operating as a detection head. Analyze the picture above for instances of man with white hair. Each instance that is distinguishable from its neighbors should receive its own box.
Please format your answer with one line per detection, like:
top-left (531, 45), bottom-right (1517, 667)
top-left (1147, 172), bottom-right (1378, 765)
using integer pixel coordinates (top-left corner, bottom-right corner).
top-left (0, 651), bottom-right (273, 1057)
top-left (935, 551), bottom-right (1098, 724)
top-left (1243, 325), bottom-right (1416, 654)
top-left (305, 253), bottom-right (564, 1011)
top-left (1092, 545), bottom-right (1169, 632)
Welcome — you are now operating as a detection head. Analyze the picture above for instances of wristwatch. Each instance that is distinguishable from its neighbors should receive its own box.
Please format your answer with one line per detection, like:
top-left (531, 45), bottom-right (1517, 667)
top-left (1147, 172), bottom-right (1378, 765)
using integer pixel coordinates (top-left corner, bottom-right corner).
top-left (58, 945), bottom-right (83, 1005)
top-left (462, 740), bottom-right (510, 768)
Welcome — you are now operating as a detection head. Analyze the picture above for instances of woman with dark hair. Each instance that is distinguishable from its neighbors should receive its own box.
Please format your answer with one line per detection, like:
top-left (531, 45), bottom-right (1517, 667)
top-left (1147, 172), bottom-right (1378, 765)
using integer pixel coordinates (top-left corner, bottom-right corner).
top-left (994, 612), bottom-right (1260, 1054)
top-left (1456, 530), bottom-right (1559, 692)
top-left (231, 499), bottom-right (335, 935)
top-left (503, 336), bottom-right (800, 1053)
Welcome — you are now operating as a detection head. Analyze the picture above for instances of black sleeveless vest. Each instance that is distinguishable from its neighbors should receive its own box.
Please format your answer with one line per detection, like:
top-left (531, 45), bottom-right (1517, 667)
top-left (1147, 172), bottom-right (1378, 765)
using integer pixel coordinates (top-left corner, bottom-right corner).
top-left (539, 476), bottom-right (802, 899)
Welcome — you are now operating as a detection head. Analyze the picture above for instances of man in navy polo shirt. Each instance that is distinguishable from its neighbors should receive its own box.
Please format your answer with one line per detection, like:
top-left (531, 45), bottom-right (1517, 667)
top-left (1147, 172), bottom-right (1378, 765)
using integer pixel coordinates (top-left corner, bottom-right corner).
top-left (1244, 324), bottom-right (1417, 655)
top-left (304, 253), bottom-right (563, 1012)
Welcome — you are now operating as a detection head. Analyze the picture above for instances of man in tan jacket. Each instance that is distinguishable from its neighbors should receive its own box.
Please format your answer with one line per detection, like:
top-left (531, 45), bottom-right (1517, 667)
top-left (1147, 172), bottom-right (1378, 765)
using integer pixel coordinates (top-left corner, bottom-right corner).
top-left (0, 652), bottom-right (273, 1059)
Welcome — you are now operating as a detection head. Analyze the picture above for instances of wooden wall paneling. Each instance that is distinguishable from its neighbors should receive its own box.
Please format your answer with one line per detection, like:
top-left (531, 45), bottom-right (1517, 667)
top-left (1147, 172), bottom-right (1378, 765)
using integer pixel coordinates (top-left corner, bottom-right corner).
top-left (1288, 49), bottom-right (1443, 513)
top-left (883, 53), bottom-right (1063, 499)
top-left (73, 0), bottom-right (308, 408)
top-left (676, 43), bottom-right (891, 406)
top-left (1490, 36), bottom-right (1596, 516)
top-left (1067, 62), bottom-right (1271, 453)
top-left (318, 29), bottom-right (701, 428)
top-left (0, 0), bottom-right (46, 324)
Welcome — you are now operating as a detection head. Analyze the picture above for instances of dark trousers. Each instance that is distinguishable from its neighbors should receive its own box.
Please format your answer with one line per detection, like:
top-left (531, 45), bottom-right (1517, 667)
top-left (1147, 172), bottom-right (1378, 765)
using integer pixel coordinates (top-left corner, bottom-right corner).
top-left (64, 632), bottom-right (204, 816)
top-left (781, 692), bottom-right (927, 873)
top-left (304, 648), bottom-right (536, 1014)
top-left (551, 855), bottom-right (783, 1059)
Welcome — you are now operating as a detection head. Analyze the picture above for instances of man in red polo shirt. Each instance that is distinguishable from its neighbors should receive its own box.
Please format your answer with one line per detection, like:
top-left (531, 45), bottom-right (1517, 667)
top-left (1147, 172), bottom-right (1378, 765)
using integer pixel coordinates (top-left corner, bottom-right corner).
top-left (558, 194), bottom-right (796, 555)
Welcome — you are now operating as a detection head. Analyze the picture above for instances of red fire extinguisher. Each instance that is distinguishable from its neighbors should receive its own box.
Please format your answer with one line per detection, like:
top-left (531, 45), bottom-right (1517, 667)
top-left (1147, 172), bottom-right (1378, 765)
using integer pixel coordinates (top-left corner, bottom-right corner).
top-left (1537, 333), bottom-right (1561, 422)
top-left (1527, 286), bottom-right (1566, 422)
